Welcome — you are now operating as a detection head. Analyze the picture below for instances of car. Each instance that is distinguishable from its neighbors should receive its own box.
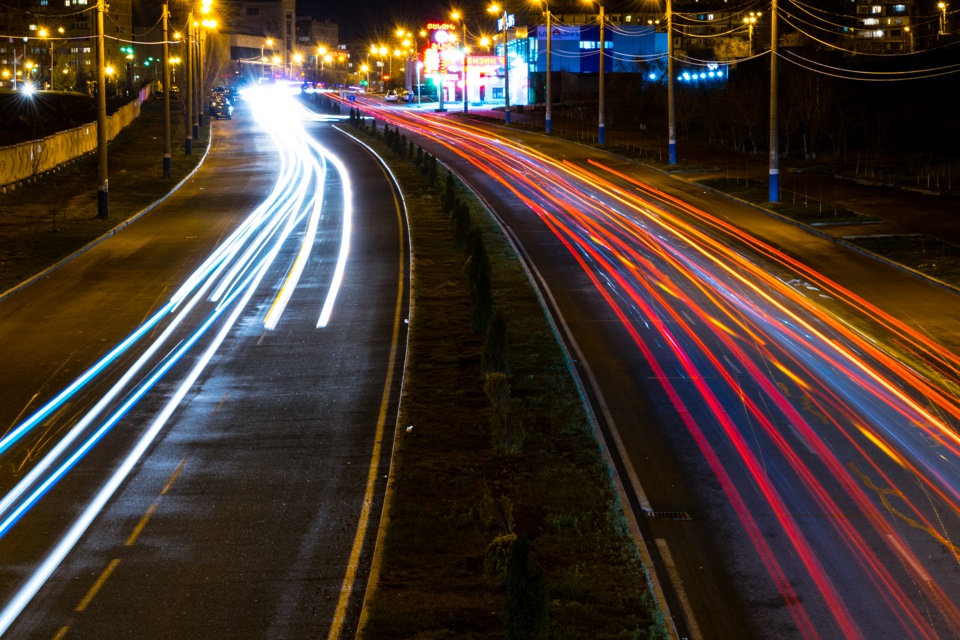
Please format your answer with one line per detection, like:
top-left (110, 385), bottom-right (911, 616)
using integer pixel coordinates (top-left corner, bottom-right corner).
top-left (400, 89), bottom-right (414, 103)
top-left (210, 99), bottom-right (232, 120)
top-left (384, 89), bottom-right (399, 102)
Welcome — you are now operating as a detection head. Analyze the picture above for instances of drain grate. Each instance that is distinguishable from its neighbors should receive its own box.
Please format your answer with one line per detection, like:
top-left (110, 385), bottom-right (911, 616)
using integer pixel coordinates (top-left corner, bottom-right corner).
top-left (646, 510), bottom-right (692, 521)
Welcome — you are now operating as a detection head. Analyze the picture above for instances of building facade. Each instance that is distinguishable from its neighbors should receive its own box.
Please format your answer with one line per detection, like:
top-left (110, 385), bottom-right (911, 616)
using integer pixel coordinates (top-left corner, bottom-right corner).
top-left (1, 0), bottom-right (131, 91)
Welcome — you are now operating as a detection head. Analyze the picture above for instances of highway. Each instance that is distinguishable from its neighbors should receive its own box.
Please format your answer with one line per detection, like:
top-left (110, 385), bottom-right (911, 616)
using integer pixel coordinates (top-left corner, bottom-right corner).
top-left (0, 88), bottom-right (408, 637)
top-left (340, 93), bottom-right (960, 639)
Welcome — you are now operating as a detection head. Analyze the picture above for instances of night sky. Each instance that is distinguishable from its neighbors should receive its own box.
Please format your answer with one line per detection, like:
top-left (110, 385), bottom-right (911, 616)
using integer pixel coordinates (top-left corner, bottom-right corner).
top-left (304, 0), bottom-right (635, 41)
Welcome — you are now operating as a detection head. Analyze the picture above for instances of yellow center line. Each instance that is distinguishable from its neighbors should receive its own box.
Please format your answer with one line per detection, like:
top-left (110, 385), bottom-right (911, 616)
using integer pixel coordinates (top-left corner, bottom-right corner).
top-left (161, 457), bottom-right (188, 495)
top-left (124, 458), bottom-right (186, 547)
top-left (124, 504), bottom-right (157, 547)
top-left (326, 158), bottom-right (406, 640)
top-left (51, 625), bottom-right (70, 640)
top-left (74, 558), bottom-right (121, 612)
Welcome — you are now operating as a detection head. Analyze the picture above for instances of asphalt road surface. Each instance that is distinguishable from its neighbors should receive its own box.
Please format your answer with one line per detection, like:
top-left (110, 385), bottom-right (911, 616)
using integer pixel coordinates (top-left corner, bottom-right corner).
top-left (343, 93), bottom-right (960, 640)
top-left (0, 90), bottom-right (408, 638)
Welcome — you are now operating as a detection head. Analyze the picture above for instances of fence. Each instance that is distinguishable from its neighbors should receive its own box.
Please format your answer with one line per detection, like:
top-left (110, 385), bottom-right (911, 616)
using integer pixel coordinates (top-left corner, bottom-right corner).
top-left (0, 87), bottom-right (150, 192)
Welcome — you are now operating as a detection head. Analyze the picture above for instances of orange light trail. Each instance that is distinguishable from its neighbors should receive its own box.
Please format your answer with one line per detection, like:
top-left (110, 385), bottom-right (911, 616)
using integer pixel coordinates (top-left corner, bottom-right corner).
top-left (334, 94), bottom-right (960, 637)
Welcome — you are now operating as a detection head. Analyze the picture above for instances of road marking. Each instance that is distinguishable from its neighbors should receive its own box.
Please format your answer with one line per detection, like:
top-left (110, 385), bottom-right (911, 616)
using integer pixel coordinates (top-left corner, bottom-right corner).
top-left (51, 625), bottom-right (70, 640)
top-left (326, 152), bottom-right (406, 640)
top-left (656, 538), bottom-right (703, 640)
top-left (124, 504), bottom-right (157, 547)
top-left (124, 458), bottom-right (186, 547)
top-left (160, 458), bottom-right (187, 495)
top-left (74, 558), bottom-right (120, 612)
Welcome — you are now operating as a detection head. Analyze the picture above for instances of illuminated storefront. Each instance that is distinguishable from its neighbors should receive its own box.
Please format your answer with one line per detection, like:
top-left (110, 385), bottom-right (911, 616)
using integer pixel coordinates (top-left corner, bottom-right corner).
top-left (422, 22), bottom-right (460, 102)
top-left (415, 16), bottom-right (673, 107)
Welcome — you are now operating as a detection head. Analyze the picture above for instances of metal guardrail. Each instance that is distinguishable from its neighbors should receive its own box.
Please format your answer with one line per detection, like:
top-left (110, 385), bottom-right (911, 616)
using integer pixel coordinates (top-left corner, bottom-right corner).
top-left (0, 87), bottom-right (148, 192)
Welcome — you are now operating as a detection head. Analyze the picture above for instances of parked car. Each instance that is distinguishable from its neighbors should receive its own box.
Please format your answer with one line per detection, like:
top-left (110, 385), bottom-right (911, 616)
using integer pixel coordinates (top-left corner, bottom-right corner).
top-left (400, 89), bottom-right (414, 103)
top-left (384, 89), bottom-right (399, 102)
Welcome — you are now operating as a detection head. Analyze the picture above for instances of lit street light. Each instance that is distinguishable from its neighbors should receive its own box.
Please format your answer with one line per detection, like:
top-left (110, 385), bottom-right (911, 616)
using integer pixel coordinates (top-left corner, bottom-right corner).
top-left (487, 3), bottom-right (511, 124)
top-left (451, 10), bottom-right (469, 114)
top-left (939, 2), bottom-right (948, 35)
top-left (534, 0), bottom-right (553, 133)
top-left (38, 26), bottom-right (64, 90)
top-left (261, 37), bottom-right (273, 83)
top-left (169, 56), bottom-right (181, 85)
top-left (743, 12), bottom-right (760, 57)
top-left (317, 45), bottom-right (327, 81)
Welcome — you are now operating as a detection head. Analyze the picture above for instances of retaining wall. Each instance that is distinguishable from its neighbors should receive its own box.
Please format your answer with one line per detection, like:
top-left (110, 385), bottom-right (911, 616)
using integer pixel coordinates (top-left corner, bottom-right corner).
top-left (0, 86), bottom-right (150, 191)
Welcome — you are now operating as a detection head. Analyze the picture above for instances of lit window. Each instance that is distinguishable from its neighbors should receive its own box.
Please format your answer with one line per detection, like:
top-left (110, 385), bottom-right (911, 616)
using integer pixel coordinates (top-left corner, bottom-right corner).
top-left (863, 18), bottom-right (879, 25)
top-left (893, 5), bottom-right (906, 12)
top-left (871, 5), bottom-right (882, 14)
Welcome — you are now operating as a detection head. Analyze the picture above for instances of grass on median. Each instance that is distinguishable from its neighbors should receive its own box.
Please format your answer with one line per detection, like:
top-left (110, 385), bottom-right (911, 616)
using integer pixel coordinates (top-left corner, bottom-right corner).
top-left (0, 99), bottom-right (208, 293)
top-left (334, 109), bottom-right (667, 638)
top-left (699, 177), bottom-right (882, 227)
top-left (847, 235), bottom-right (960, 288)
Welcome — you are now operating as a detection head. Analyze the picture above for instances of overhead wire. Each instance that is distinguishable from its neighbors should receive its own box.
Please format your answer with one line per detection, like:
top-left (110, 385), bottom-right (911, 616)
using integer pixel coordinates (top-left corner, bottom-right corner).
top-left (778, 48), bottom-right (960, 80)
top-left (778, 47), bottom-right (960, 81)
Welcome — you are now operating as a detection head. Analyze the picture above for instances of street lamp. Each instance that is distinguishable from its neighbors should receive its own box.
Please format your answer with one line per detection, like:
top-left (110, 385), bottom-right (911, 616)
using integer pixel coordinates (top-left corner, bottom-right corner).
top-left (583, 0), bottom-right (605, 144)
top-left (162, 2), bottom-right (172, 178)
top-left (452, 11), bottom-right (469, 114)
top-left (939, 2), bottom-right (948, 35)
top-left (105, 65), bottom-right (115, 95)
top-left (169, 56), bottom-right (181, 85)
top-left (487, 3), bottom-right (511, 124)
top-left (38, 27), bottom-right (64, 90)
top-left (192, 0), bottom-right (215, 129)
top-left (317, 45), bottom-right (327, 81)
top-left (261, 37), bottom-right (273, 82)
top-left (533, 0), bottom-right (553, 133)
top-left (743, 12), bottom-right (760, 57)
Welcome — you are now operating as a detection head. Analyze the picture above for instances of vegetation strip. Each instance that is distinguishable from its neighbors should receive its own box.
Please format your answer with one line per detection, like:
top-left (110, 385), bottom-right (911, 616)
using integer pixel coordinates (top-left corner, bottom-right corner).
top-left (333, 105), bottom-right (666, 638)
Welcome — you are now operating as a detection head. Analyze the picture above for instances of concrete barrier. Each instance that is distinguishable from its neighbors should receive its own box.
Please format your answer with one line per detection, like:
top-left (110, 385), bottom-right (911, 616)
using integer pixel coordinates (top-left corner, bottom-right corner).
top-left (0, 87), bottom-right (149, 192)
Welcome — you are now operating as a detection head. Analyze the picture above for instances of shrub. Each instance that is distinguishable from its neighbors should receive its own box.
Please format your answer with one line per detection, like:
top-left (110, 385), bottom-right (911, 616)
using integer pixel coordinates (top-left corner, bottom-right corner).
top-left (483, 532), bottom-right (517, 590)
top-left (482, 311), bottom-right (509, 375)
top-left (485, 372), bottom-right (523, 452)
top-left (471, 266), bottom-right (494, 333)
top-left (505, 536), bottom-right (549, 640)
top-left (452, 201), bottom-right (471, 249)
top-left (442, 171), bottom-right (457, 215)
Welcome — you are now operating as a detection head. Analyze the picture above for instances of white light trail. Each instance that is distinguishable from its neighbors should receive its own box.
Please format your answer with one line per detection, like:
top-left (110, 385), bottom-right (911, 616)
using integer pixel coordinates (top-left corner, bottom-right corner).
top-left (0, 85), bottom-right (358, 632)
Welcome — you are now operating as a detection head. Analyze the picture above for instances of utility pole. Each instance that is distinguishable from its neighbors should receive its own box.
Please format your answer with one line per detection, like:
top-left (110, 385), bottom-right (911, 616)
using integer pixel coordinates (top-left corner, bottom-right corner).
top-left (667, 0), bottom-right (676, 165)
top-left (185, 13), bottom-right (193, 155)
top-left (545, 3), bottom-right (552, 133)
top-left (461, 18), bottom-right (468, 114)
top-left (96, 0), bottom-right (108, 218)
top-left (598, 3), bottom-right (605, 145)
top-left (192, 21), bottom-right (199, 140)
top-left (197, 26), bottom-right (205, 128)
top-left (769, 0), bottom-right (779, 203)
top-left (162, 4), bottom-right (172, 178)
top-left (503, 9), bottom-right (510, 124)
